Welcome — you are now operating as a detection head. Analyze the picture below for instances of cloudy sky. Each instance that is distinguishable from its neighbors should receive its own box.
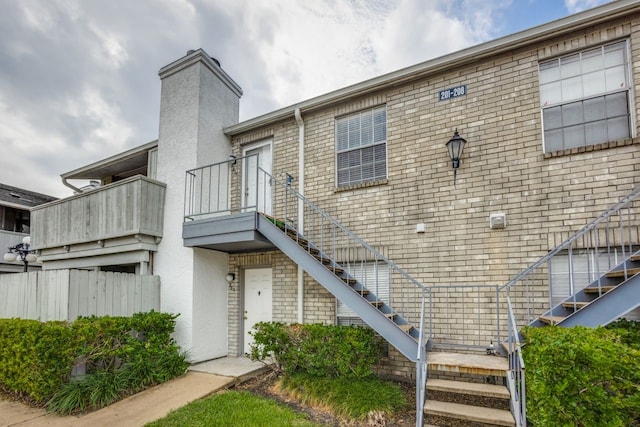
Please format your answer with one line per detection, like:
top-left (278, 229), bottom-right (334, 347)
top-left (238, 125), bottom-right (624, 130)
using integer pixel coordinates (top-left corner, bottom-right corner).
top-left (0, 0), bottom-right (612, 198)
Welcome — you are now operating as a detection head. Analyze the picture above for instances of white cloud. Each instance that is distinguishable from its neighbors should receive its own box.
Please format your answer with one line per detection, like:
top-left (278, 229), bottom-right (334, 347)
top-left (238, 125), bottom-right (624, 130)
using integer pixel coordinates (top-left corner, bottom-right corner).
top-left (227, 0), bottom-right (514, 115)
top-left (564, 0), bottom-right (611, 14)
top-left (0, 96), bottom-right (73, 197)
top-left (88, 25), bottom-right (129, 69)
top-left (231, 0), bottom-right (394, 108)
top-left (0, 0), bottom-right (602, 199)
top-left (65, 86), bottom-right (134, 156)
top-left (372, 0), bottom-right (514, 74)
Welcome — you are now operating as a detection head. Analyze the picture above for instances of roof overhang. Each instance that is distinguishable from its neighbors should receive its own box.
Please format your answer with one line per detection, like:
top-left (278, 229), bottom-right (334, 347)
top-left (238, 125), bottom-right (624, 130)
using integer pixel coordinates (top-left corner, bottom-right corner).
top-left (61, 140), bottom-right (158, 181)
top-left (224, 0), bottom-right (640, 135)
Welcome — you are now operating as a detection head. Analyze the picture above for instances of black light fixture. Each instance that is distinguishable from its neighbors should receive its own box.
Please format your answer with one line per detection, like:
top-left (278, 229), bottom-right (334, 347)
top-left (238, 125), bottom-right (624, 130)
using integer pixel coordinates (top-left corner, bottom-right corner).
top-left (445, 129), bottom-right (467, 184)
top-left (225, 272), bottom-right (235, 283)
top-left (4, 236), bottom-right (37, 272)
top-left (286, 173), bottom-right (294, 187)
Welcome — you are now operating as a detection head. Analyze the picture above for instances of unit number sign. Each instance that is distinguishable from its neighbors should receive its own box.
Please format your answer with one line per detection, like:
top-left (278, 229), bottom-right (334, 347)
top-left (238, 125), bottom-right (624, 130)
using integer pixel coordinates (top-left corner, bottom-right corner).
top-left (439, 85), bottom-right (467, 101)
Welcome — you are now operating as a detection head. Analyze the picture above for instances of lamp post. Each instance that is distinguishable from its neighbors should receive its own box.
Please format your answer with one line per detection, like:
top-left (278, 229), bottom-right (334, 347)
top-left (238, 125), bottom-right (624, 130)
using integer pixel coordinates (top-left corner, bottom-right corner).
top-left (4, 236), bottom-right (37, 272)
top-left (445, 129), bottom-right (467, 184)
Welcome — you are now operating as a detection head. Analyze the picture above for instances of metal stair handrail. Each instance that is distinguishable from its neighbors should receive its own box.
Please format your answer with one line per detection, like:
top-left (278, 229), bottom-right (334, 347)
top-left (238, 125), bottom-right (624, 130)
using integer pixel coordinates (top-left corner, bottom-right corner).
top-left (265, 167), bottom-right (427, 292)
top-left (499, 185), bottom-right (640, 329)
top-left (258, 167), bottom-right (430, 427)
top-left (506, 297), bottom-right (526, 427)
top-left (501, 186), bottom-right (640, 292)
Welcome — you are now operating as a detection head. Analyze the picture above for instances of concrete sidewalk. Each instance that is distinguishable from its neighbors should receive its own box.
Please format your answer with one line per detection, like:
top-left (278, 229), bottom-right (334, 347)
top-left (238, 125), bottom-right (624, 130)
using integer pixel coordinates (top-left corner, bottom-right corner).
top-left (0, 357), bottom-right (267, 427)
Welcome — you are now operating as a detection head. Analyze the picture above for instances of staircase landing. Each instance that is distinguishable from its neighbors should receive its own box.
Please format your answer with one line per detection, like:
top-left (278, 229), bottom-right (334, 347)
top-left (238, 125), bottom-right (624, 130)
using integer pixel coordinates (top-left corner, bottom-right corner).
top-left (428, 351), bottom-right (508, 377)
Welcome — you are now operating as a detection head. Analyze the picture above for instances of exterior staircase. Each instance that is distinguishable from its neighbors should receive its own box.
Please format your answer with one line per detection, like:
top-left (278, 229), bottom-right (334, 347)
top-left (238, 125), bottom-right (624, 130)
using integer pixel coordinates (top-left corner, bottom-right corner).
top-left (504, 186), bottom-right (640, 334)
top-left (257, 213), bottom-right (423, 361)
top-left (424, 352), bottom-right (514, 427)
top-left (531, 251), bottom-right (640, 328)
top-left (258, 212), bottom-right (518, 426)
top-left (184, 157), bottom-right (640, 427)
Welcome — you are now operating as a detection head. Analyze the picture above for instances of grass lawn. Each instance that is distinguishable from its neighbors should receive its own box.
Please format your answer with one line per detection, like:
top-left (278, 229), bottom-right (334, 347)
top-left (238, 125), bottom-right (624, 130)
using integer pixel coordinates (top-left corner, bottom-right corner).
top-left (145, 390), bottom-right (321, 427)
top-left (147, 374), bottom-right (409, 426)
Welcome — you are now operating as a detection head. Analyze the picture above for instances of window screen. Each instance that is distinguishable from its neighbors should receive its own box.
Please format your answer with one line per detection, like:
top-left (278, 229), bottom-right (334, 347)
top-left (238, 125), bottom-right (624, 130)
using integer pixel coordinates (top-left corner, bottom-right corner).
top-left (337, 261), bottom-right (389, 325)
top-left (336, 106), bottom-right (387, 186)
top-left (539, 40), bottom-right (632, 152)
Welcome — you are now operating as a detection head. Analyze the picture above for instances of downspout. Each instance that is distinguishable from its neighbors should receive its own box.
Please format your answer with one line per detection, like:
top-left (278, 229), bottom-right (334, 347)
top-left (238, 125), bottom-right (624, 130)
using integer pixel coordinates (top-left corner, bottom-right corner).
top-left (62, 177), bottom-right (82, 194)
top-left (294, 108), bottom-right (305, 323)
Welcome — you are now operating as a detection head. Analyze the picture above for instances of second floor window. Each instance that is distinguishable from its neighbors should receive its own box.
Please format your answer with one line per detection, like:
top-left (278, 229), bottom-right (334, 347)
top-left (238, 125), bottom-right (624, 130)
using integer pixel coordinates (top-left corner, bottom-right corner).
top-left (335, 106), bottom-right (387, 187)
top-left (539, 40), bottom-right (632, 152)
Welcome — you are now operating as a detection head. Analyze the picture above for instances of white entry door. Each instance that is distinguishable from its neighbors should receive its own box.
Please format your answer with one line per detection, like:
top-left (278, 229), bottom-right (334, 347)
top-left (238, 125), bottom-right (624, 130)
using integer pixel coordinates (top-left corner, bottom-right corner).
top-left (244, 267), bottom-right (273, 354)
top-left (242, 141), bottom-right (272, 214)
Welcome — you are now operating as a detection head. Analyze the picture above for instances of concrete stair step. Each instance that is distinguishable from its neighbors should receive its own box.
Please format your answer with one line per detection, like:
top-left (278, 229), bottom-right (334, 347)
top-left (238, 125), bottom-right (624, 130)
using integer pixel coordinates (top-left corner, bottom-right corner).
top-left (428, 352), bottom-right (509, 377)
top-left (427, 379), bottom-right (510, 400)
top-left (424, 400), bottom-right (514, 426)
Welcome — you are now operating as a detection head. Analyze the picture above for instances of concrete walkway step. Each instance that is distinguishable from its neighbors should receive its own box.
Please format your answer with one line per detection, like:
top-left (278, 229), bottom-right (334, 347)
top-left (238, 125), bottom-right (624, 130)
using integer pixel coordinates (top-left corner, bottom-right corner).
top-left (427, 378), bottom-right (510, 399)
top-left (428, 352), bottom-right (509, 377)
top-left (425, 400), bottom-right (515, 426)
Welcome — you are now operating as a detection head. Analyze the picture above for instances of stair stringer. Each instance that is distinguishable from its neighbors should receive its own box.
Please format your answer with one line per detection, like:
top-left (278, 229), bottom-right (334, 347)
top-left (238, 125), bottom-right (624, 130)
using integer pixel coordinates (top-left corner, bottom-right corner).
top-left (530, 255), bottom-right (640, 328)
top-left (553, 273), bottom-right (640, 327)
top-left (257, 214), bottom-right (421, 361)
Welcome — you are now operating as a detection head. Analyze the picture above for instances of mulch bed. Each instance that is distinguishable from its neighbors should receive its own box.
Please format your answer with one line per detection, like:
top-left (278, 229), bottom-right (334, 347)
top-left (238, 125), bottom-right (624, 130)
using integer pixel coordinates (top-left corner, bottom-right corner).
top-left (232, 371), bottom-right (418, 426)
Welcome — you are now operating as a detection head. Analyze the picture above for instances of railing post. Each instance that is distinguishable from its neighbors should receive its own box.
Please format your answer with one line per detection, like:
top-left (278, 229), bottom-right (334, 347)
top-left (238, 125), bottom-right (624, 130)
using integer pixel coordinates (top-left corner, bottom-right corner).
top-left (496, 285), bottom-right (501, 344)
top-left (416, 288), bottom-right (427, 427)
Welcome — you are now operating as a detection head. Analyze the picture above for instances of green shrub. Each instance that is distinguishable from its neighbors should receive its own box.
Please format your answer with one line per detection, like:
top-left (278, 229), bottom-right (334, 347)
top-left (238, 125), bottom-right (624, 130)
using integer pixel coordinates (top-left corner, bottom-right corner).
top-left (522, 325), bottom-right (640, 426)
top-left (46, 311), bottom-right (188, 414)
top-left (607, 318), bottom-right (640, 349)
top-left (0, 311), bottom-right (188, 414)
top-left (248, 322), bottom-right (384, 378)
top-left (0, 319), bottom-right (79, 401)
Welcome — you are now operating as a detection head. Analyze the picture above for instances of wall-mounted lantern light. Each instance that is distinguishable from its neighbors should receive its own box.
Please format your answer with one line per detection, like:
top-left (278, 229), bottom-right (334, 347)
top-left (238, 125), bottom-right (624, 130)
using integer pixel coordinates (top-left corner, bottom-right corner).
top-left (225, 272), bottom-right (235, 283)
top-left (445, 129), bottom-right (467, 184)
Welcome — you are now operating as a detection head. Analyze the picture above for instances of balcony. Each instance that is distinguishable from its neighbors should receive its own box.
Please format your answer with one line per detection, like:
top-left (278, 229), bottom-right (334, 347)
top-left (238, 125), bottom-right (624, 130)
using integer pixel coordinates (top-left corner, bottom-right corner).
top-left (183, 155), bottom-right (277, 253)
top-left (31, 176), bottom-right (166, 269)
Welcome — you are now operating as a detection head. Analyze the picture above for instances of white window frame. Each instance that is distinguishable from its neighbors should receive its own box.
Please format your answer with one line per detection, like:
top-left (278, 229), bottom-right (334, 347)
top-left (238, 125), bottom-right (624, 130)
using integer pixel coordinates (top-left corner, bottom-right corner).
top-left (337, 261), bottom-right (389, 325)
top-left (335, 106), bottom-right (387, 187)
top-left (539, 39), bottom-right (634, 153)
top-left (549, 248), bottom-right (623, 306)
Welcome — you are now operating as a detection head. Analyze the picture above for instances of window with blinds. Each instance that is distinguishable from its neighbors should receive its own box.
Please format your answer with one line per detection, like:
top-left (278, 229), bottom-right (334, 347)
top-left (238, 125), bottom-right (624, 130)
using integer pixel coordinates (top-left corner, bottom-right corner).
top-left (335, 106), bottom-right (387, 187)
top-left (549, 248), bottom-right (623, 306)
top-left (337, 261), bottom-right (389, 326)
top-left (539, 40), bottom-right (632, 152)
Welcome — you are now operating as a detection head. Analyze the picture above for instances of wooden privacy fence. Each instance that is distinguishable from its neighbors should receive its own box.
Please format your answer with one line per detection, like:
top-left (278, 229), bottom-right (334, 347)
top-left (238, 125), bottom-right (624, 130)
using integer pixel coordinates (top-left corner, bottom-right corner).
top-left (0, 270), bottom-right (160, 321)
